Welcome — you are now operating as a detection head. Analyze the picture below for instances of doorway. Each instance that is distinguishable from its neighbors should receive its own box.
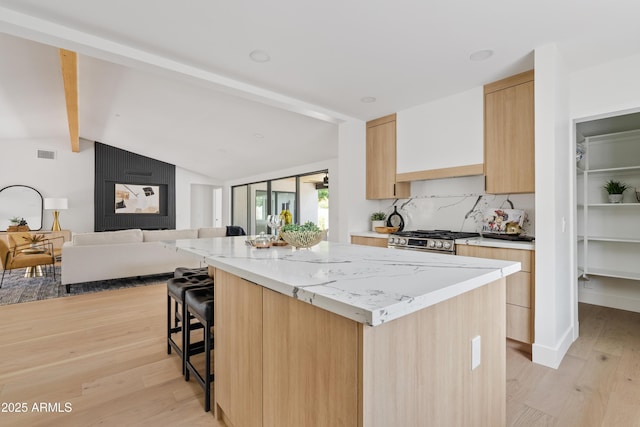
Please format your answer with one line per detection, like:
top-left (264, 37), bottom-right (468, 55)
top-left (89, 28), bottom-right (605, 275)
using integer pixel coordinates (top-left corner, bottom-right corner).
top-left (190, 184), bottom-right (222, 228)
top-left (574, 110), bottom-right (640, 318)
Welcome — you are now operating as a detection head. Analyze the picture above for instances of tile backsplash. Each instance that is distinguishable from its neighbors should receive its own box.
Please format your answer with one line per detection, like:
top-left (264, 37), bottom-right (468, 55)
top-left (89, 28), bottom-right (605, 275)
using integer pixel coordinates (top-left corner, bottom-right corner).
top-left (381, 175), bottom-right (535, 235)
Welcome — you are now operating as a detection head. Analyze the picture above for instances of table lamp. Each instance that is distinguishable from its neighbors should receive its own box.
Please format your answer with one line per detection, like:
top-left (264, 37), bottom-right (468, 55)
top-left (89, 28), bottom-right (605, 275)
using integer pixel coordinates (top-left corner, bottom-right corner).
top-left (44, 198), bottom-right (68, 231)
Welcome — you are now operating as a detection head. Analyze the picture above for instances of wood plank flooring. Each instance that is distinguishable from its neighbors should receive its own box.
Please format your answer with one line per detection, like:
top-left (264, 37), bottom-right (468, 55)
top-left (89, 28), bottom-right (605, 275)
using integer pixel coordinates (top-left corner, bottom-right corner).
top-left (507, 303), bottom-right (640, 427)
top-left (0, 284), bottom-right (220, 426)
top-left (1, 284), bottom-right (638, 426)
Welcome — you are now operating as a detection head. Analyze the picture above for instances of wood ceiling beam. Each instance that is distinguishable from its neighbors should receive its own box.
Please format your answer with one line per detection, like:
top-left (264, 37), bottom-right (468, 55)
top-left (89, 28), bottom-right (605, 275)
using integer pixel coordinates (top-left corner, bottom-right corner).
top-left (59, 48), bottom-right (79, 152)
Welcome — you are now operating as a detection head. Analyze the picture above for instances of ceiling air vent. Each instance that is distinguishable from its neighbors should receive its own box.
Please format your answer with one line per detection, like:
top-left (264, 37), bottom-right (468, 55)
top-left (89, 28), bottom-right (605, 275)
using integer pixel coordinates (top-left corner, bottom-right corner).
top-left (36, 149), bottom-right (56, 160)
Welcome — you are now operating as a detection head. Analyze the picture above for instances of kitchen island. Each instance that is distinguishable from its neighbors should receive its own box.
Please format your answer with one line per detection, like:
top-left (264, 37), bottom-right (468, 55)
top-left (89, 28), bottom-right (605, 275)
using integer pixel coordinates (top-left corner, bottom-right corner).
top-left (163, 236), bottom-right (520, 427)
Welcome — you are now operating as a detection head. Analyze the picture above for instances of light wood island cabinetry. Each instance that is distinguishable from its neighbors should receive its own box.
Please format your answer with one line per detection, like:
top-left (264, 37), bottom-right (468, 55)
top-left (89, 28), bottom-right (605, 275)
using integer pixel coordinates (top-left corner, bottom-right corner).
top-left (456, 244), bottom-right (535, 345)
top-left (484, 70), bottom-right (535, 194)
top-left (214, 268), bottom-right (263, 427)
top-left (213, 267), bottom-right (506, 427)
top-left (164, 238), bottom-right (518, 426)
top-left (366, 114), bottom-right (410, 200)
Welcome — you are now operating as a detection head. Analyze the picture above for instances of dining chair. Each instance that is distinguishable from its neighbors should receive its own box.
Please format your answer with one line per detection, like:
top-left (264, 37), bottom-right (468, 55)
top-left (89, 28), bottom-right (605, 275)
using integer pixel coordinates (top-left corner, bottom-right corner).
top-left (0, 239), bottom-right (56, 287)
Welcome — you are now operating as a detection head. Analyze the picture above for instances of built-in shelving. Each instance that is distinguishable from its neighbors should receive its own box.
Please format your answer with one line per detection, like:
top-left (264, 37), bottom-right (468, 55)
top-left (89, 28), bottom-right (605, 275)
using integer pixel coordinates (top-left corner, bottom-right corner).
top-left (583, 236), bottom-right (640, 243)
top-left (578, 129), bottom-right (640, 281)
top-left (587, 203), bottom-right (640, 207)
top-left (579, 267), bottom-right (640, 281)
top-left (585, 165), bottom-right (640, 174)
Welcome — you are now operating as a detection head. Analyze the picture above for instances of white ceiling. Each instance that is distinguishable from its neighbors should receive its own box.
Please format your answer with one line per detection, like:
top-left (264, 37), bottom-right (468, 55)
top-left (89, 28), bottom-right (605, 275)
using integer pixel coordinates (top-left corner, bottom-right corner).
top-left (1, 0), bottom-right (639, 180)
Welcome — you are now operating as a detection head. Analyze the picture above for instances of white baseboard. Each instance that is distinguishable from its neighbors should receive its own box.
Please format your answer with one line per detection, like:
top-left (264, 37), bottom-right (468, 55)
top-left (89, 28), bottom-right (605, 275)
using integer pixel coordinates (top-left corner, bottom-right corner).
top-left (579, 289), bottom-right (640, 313)
top-left (532, 325), bottom-right (574, 369)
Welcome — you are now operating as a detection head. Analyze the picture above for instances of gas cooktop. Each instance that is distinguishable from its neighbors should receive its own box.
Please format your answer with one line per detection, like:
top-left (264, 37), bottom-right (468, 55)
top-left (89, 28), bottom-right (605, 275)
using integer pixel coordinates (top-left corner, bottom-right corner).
top-left (391, 230), bottom-right (480, 240)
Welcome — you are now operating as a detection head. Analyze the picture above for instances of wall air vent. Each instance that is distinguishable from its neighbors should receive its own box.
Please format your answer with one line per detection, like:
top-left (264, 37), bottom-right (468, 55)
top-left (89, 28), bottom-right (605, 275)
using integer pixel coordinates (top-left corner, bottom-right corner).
top-left (37, 149), bottom-right (56, 160)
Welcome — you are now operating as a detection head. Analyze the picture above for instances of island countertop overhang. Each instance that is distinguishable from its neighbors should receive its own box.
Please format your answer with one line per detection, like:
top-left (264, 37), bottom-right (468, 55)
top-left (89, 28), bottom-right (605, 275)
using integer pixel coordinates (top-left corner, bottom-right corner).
top-left (162, 236), bottom-right (520, 326)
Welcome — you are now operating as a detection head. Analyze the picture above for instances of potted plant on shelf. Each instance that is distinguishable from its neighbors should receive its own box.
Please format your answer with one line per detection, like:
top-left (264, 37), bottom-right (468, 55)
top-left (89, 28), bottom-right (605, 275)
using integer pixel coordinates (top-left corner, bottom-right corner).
top-left (603, 179), bottom-right (629, 203)
top-left (7, 216), bottom-right (20, 232)
top-left (370, 211), bottom-right (387, 231)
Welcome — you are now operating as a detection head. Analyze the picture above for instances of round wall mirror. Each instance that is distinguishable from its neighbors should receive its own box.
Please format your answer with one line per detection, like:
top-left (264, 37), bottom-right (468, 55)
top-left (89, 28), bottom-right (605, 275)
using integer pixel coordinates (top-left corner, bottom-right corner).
top-left (0, 185), bottom-right (43, 231)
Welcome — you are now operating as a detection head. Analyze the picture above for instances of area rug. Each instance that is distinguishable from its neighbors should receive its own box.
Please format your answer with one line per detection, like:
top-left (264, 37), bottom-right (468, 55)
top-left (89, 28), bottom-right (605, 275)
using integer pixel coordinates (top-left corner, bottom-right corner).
top-left (0, 266), bottom-right (173, 306)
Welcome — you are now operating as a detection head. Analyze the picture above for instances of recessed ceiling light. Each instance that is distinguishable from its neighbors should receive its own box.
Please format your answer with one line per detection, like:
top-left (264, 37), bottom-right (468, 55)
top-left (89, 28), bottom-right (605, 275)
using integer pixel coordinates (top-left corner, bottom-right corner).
top-left (469, 49), bottom-right (494, 61)
top-left (249, 50), bottom-right (271, 63)
top-left (254, 133), bottom-right (264, 139)
top-left (360, 96), bottom-right (376, 103)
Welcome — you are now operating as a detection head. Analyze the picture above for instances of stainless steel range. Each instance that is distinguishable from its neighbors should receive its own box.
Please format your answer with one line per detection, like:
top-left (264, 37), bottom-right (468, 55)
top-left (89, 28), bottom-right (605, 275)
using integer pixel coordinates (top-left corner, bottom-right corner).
top-left (388, 230), bottom-right (480, 254)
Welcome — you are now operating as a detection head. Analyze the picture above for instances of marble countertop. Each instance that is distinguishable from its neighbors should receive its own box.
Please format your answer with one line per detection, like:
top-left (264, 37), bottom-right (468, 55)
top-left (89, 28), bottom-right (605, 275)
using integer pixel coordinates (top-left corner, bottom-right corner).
top-left (455, 236), bottom-right (535, 251)
top-left (163, 236), bottom-right (521, 326)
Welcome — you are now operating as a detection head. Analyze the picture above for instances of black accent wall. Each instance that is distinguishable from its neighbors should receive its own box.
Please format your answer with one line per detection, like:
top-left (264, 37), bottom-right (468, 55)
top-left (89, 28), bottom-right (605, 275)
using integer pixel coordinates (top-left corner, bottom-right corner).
top-left (94, 142), bottom-right (176, 231)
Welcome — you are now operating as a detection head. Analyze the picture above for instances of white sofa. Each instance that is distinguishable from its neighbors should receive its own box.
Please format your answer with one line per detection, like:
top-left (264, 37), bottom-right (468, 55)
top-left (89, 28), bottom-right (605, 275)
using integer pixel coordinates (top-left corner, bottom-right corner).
top-left (62, 227), bottom-right (229, 291)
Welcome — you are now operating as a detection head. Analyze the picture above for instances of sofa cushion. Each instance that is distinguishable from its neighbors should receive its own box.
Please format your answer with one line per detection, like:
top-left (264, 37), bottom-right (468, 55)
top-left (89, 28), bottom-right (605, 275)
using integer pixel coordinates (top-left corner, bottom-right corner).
top-left (143, 229), bottom-right (198, 242)
top-left (72, 229), bottom-right (143, 246)
top-left (198, 227), bottom-right (227, 238)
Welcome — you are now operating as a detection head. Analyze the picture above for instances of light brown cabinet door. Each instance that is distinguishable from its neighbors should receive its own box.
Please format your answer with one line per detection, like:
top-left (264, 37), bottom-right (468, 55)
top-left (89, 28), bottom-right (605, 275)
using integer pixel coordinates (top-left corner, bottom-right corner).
top-left (366, 114), bottom-right (410, 200)
top-left (456, 244), bottom-right (535, 344)
top-left (484, 71), bottom-right (535, 194)
top-left (262, 289), bottom-right (359, 427)
top-left (351, 235), bottom-right (389, 248)
top-left (214, 269), bottom-right (263, 427)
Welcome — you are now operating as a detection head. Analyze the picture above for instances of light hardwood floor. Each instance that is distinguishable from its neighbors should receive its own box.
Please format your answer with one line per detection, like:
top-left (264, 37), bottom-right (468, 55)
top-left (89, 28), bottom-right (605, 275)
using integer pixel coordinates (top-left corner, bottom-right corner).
top-left (507, 303), bottom-right (640, 427)
top-left (1, 284), bottom-right (638, 426)
top-left (0, 284), bottom-right (220, 426)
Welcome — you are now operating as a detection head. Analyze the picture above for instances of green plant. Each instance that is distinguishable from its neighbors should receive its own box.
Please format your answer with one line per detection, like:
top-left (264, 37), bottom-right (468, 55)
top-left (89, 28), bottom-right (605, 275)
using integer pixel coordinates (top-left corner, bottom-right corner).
top-left (603, 180), bottom-right (629, 194)
top-left (281, 221), bottom-right (321, 233)
top-left (370, 211), bottom-right (386, 221)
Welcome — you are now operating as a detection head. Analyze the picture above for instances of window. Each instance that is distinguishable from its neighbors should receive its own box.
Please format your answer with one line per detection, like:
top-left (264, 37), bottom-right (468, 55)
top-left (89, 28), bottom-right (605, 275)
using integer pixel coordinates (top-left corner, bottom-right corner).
top-left (232, 170), bottom-right (328, 236)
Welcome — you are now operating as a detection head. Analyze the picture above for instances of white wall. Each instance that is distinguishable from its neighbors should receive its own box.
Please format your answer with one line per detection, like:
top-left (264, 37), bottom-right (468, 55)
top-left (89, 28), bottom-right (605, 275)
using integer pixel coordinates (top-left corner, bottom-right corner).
top-left (1, 137), bottom-right (94, 232)
top-left (533, 44), bottom-right (573, 369)
top-left (337, 118), bottom-right (376, 242)
top-left (570, 52), bottom-right (640, 120)
top-left (570, 52), bottom-right (640, 313)
top-left (1, 137), bottom-right (222, 233)
top-left (299, 181), bottom-right (320, 227)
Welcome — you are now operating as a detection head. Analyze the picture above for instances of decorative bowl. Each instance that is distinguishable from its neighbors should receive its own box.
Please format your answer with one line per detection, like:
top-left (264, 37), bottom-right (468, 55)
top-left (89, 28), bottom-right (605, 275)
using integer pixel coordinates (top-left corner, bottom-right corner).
top-left (374, 226), bottom-right (399, 234)
top-left (280, 230), bottom-right (324, 249)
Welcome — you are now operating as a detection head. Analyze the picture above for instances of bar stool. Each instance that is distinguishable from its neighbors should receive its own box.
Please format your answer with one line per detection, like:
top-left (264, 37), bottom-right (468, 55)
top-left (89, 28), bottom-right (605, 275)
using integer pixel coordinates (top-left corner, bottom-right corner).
top-left (184, 286), bottom-right (215, 412)
top-left (174, 266), bottom-right (208, 278)
top-left (167, 274), bottom-right (213, 374)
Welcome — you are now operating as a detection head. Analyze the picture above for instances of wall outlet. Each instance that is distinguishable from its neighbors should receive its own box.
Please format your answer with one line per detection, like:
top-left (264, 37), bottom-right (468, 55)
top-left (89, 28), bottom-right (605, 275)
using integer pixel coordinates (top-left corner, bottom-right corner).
top-left (471, 336), bottom-right (481, 370)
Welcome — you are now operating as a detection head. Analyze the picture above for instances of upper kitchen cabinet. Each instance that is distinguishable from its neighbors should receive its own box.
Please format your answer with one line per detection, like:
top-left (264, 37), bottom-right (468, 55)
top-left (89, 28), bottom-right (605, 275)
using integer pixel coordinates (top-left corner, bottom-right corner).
top-left (484, 70), bottom-right (535, 194)
top-left (396, 87), bottom-right (484, 181)
top-left (366, 114), bottom-right (410, 199)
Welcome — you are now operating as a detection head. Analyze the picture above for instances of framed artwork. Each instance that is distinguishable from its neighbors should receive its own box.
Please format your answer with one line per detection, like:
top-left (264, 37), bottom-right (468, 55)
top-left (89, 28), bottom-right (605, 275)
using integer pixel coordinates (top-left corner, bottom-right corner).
top-left (115, 184), bottom-right (160, 214)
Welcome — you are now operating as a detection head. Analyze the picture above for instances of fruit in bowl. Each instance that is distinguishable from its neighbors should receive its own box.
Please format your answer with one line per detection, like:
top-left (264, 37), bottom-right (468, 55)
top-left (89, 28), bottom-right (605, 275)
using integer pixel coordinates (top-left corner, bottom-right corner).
top-left (280, 222), bottom-right (324, 249)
